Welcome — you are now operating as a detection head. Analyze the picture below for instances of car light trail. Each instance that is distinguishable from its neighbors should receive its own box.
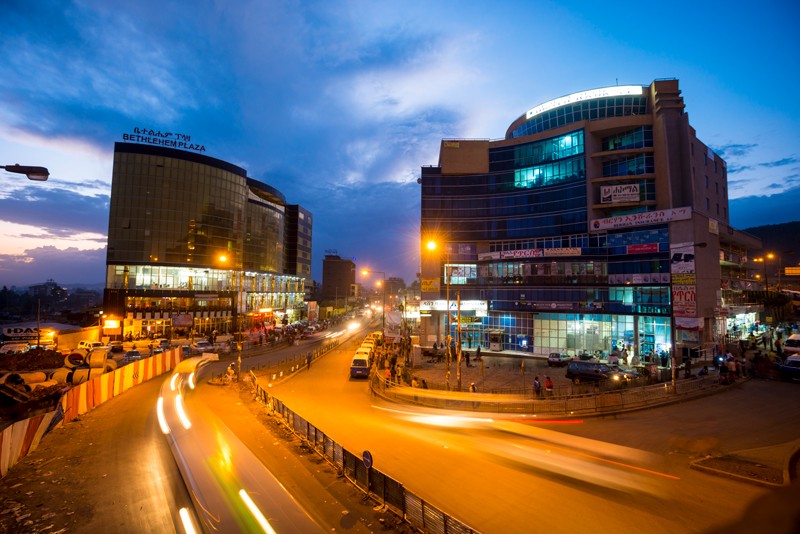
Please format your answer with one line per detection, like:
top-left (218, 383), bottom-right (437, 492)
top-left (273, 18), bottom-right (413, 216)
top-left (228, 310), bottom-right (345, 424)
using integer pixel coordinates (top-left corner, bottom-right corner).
top-left (188, 371), bottom-right (196, 389)
top-left (178, 507), bottom-right (198, 534)
top-left (239, 489), bottom-right (277, 534)
top-left (156, 397), bottom-right (171, 434)
top-left (170, 373), bottom-right (180, 391)
top-left (175, 394), bottom-right (192, 429)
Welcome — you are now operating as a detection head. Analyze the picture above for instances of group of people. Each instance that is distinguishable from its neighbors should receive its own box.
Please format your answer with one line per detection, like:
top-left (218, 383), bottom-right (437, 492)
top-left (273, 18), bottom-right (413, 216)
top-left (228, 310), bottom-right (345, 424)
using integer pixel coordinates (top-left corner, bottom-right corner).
top-left (532, 376), bottom-right (554, 397)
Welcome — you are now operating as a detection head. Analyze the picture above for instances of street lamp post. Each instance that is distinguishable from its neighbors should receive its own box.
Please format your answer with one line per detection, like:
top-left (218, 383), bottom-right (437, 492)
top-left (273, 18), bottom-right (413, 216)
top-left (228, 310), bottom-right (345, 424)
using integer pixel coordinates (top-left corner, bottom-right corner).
top-left (1, 164), bottom-right (50, 181)
top-left (220, 254), bottom-right (244, 377)
top-left (361, 270), bottom-right (386, 334)
top-left (426, 240), bottom-right (459, 388)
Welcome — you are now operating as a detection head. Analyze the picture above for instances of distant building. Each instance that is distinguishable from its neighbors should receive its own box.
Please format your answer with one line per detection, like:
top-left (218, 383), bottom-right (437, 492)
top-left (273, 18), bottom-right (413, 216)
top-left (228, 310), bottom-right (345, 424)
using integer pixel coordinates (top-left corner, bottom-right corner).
top-left (321, 254), bottom-right (356, 310)
top-left (419, 79), bottom-right (760, 357)
top-left (103, 142), bottom-right (310, 339)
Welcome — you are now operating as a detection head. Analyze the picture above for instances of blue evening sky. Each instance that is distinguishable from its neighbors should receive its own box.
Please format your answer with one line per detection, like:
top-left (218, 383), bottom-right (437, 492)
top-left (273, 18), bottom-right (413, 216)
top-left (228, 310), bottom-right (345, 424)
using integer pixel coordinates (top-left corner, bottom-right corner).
top-left (0, 0), bottom-right (798, 287)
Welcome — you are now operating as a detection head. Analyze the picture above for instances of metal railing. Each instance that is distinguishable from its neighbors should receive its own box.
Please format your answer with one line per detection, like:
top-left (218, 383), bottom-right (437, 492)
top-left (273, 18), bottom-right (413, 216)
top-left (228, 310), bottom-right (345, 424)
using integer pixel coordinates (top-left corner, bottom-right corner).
top-left (250, 347), bottom-right (479, 534)
top-left (372, 369), bottom-right (732, 416)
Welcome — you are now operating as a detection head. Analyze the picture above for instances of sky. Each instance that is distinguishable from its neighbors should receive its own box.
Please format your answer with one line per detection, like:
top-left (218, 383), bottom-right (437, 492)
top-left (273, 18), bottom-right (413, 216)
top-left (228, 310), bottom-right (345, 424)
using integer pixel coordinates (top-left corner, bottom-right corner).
top-left (1, 0), bottom-right (798, 288)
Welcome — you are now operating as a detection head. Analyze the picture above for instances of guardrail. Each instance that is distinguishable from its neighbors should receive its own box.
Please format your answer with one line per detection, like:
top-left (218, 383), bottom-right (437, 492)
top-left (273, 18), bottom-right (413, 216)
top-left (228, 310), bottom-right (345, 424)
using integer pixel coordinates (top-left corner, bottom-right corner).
top-left (372, 369), bottom-right (734, 416)
top-left (250, 339), bottom-right (478, 534)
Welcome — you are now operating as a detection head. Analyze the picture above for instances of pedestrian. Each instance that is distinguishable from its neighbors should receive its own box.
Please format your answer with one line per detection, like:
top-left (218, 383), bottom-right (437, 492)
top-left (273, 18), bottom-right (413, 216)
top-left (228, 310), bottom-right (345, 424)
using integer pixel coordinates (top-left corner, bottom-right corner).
top-left (469, 382), bottom-right (477, 393)
top-left (384, 367), bottom-right (391, 387)
top-left (465, 350), bottom-right (471, 367)
top-left (306, 352), bottom-right (312, 370)
top-left (533, 376), bottom-right (542, 397)
top-left (684, 357), bottom-right (692, 378)
top-left (475, 345), bottom-right (481, 361)
top-left (545, 376), bottom-right (554, 397)
top-left (421, 379), bottom-right (428, 389)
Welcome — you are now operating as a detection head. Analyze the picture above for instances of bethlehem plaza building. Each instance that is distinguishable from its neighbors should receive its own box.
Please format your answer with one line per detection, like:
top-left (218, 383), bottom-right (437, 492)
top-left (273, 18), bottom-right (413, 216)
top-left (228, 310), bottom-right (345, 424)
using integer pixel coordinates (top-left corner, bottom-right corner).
top-left (102, 140), bottom-right (312, 340)
top-left (419, 79), bottom-right (761, 360)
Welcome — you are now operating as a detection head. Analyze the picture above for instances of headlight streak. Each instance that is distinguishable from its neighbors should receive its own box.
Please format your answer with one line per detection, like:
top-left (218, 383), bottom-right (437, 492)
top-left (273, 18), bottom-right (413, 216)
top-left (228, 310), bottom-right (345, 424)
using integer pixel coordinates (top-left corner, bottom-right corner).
top-left (374, 404), bottom-right (678, 492)
top-left (175, 394), bottom-right (192, 429)
top-left (156, 397), bottom-right (171, 434)
top-left (188, 371), bottom-right (196, 389)
top-left (170, 373), bottom-right (180, 391)
top-left (178, 507), bottom-right (198, 534)
top-left (239, 489), bottom-right (277, 534)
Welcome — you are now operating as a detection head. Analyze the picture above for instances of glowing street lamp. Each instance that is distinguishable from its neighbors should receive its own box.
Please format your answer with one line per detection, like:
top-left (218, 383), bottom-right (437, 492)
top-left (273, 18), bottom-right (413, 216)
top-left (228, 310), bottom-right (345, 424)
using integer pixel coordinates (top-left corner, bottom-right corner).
top-left (361, 269), bottom-right (386, 334)
top-left (426, 239), bottom-right (463, 389)
top-left (1, 164), bottom-right (49, 181)
top-left (220, 254), bottom-right (243, 376)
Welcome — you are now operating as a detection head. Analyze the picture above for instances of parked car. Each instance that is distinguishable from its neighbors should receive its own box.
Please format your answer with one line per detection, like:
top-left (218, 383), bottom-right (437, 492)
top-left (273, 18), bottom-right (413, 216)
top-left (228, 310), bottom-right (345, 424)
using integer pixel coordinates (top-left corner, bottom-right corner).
top-left (124, 349), bottom-right (142, 361)
top-left (547, 353), bottom-right (572, 367)
top-left (778, 355), bottom-right (800, 382)
top-left (565, 361), bottom-right (631, 385)
top-left (78, 340), bottom-right (105, 351)
top-left (783, 334), bottom-right (800, 356)
top-left (1, 342), bottom-right (30, 354)
top-left (191, 340), bottom-right (213, 354)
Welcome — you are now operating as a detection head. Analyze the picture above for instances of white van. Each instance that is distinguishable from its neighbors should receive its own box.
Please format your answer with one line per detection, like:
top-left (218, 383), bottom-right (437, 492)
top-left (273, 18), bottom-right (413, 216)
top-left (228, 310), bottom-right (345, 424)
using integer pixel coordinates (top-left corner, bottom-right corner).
top-left (78, 341), bottom-right (104, 351)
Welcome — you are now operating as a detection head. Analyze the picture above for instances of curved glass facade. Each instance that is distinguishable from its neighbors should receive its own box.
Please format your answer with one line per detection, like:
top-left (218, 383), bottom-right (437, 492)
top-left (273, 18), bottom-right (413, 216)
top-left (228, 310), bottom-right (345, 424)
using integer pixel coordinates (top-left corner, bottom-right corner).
top-left (509, 95), bottom-right (648, 139)
top-left (104, 143), bottom-right (306, 339)
top-left (108, 148), bottom-right (248, 267)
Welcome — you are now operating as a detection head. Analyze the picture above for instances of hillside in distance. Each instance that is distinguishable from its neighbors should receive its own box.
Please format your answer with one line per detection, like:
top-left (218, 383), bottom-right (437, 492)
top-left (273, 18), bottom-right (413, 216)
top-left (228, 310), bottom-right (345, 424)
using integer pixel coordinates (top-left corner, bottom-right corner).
top-left (742, 221), bottom-right (800, 273)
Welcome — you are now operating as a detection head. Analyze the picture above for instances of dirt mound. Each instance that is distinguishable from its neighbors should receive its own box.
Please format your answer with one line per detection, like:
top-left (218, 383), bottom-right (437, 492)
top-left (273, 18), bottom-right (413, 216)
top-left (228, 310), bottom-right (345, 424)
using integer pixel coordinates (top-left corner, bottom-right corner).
top-left (1, 347), bottom-right (66, 372)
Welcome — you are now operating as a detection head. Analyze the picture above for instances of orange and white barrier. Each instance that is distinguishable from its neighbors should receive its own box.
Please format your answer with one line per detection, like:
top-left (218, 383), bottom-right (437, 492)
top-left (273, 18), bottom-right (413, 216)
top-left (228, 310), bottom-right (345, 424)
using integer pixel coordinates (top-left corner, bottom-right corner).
top-left (0, 348), bottom-right (182, 478)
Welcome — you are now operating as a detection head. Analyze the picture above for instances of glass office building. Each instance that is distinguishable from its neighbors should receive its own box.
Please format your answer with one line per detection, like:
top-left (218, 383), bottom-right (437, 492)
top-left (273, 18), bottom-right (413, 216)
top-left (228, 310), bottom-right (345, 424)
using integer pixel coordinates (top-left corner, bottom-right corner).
top-left (103, 142), bottom-right (309, 340)
top-left (420, 80), bottom-right (760, 360)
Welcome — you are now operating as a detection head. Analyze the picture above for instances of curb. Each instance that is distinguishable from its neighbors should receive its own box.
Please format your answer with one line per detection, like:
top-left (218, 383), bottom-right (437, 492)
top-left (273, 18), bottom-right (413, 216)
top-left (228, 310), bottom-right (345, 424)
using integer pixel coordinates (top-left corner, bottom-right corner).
top-left (689, 456), bottom-right (787, 488)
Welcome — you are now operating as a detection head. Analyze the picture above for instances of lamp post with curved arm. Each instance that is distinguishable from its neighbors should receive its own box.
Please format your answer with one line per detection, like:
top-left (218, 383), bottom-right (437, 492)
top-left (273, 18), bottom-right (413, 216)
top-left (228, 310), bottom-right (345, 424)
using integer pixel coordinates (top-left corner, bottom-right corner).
top-left (1, 164), bottom-right (49, 181)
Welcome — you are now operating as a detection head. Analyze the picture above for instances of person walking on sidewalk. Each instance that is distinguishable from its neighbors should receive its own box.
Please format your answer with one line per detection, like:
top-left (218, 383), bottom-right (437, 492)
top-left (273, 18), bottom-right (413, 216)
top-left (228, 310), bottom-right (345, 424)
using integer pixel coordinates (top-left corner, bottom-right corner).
top-left (545, 376), bottom-right (554, 397)
top-left (533, 376), bottom-right (542, 397)
top-left (306, 352), bottom-right (312, 370)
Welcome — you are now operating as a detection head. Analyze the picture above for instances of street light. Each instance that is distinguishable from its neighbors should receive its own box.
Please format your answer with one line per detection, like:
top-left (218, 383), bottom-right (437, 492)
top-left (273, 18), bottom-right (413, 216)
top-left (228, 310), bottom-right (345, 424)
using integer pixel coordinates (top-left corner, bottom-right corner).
top-left (220, 254), bottom-right (244, 376)
top-left (361, 269), bottom-right (386, 334)
top-left (754, 253), bottom-right (774, 292)
top-left (1, 164), bottom-right (49, 181)
top-left (426, 240), bottom-right (461, 389)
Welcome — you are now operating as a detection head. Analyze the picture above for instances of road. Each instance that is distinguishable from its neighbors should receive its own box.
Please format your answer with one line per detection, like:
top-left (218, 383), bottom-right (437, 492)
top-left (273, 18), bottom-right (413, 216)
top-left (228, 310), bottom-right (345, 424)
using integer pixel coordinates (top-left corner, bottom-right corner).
top-left (2, 319), bottom-right (799, 533)
top-left (262, 329), bottom-right (800, 533)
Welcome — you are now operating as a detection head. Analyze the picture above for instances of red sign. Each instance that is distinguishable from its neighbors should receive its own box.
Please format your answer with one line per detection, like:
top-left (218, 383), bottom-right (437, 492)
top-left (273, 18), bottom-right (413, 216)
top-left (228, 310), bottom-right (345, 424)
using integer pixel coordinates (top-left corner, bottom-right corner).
top-left (627, 243), bottom-right (659, 254)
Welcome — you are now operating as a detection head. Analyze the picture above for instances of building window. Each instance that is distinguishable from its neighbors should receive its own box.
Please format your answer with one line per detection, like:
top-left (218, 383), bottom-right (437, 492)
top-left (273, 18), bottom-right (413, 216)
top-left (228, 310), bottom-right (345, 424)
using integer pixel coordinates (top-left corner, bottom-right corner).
top-left (602, 154), bottom-right (654, 177)
top-left (706, 197), bottom-right (710, 210)
top-left (602, 126), bottom-right (653, 151)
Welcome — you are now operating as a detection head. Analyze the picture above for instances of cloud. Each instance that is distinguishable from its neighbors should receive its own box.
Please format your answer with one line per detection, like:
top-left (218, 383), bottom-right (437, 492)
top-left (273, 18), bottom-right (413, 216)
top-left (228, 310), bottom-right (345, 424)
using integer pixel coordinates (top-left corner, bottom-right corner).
top-left (712, 143), bottom-right (758, 158)
top-left (759, 157), bottom-right (798, 168)
top-left (0, 246), bottom-right (107, 288)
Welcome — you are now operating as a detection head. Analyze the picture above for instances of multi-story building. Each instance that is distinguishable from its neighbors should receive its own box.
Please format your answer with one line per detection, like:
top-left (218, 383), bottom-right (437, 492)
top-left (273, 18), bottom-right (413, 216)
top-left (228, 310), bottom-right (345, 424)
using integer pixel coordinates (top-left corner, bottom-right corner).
top-left (420, 79), bottom-right (760, 360)
top-left (103, 142), bottom-right (309, 340)
top-left (321, 254), bottom-right (356, 311)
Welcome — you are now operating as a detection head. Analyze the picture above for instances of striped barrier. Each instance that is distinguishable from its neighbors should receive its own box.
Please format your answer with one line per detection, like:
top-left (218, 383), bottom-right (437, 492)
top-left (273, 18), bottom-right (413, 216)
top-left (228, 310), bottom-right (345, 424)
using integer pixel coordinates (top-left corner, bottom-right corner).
top-left (0, 349), bottom-right (182, 478)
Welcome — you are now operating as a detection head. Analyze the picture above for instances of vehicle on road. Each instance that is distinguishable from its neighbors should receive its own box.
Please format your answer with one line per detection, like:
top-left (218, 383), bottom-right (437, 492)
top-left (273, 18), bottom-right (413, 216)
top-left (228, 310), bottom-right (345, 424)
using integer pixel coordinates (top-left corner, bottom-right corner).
top-left (565, 360), bottom-right (632, 385)
top-left (547, 352), bottom-right (571, 367)
top-left (350, 356), bottom-right (370, 378)
top-left (124, 349), bottom-right (142, 361)
top-left (1, 342), bottom-right (30, 354)
top-left (78, 340), bottom-right (104, 351)
top-left (108, 341), bottom-right (124, 353)
top-left (191, 340), bottom-right (213, 353)
top-left (783, 334), bottom-right (800, 356)
top-left (778, 355), bottom-right (800, 381)
top-left (155, 338), bottom-right (171, 350)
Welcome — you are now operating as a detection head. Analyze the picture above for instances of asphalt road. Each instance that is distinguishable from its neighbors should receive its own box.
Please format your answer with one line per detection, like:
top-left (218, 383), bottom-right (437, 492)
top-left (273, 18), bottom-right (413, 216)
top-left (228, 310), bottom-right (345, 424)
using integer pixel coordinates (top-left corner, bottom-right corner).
top-left (2, 320), bottom-right (799, 533)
